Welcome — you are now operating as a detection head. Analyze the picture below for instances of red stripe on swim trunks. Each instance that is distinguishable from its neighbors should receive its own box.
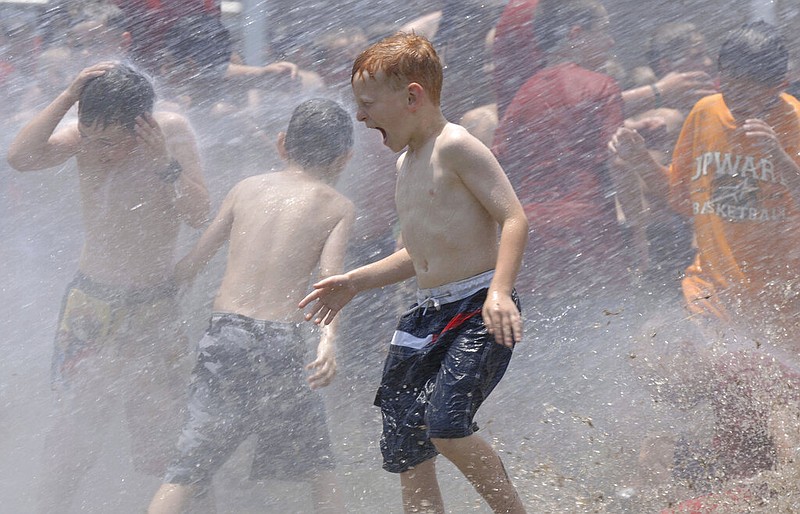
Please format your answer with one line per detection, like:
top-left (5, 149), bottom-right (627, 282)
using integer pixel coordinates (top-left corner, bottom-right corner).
top-left (430, 309), bottom-right (482, 345)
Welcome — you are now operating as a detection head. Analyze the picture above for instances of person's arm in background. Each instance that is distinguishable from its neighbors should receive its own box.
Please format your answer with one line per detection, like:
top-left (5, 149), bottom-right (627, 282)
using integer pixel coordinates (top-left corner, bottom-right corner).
top-left (622, 71), bottom-right (716, 118)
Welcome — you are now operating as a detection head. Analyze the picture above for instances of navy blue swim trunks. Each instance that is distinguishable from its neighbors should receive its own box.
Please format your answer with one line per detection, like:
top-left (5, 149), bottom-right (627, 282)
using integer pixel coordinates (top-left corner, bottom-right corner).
top-left (164, 313), bottom-right (335, 487)
top-left (375, 270), bottom-right (519, 473)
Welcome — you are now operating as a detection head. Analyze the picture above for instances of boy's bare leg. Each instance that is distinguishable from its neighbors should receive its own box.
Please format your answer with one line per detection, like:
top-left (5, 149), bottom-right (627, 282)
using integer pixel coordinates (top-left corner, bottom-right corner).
top-left (37, 371), bottom-right (115, 514)
top-left (148, 484), bottom-right (191, 514)
top-left (148, 483), bottom-right (217, 514)
top-left (432, 434), bottom-right (526, 514)
top-left (309, 470), bottom-right (347, 513)
top-left (399, 458), bottom-right (445, 514)
top-left (37, 412), bottom-right (108, 513)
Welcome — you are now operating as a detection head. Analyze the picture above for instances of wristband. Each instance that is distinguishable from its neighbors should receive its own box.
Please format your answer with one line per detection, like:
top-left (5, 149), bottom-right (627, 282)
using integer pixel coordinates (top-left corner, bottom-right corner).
top-left (650, 83), bottom-right (662, 109)
top-left (159, 159), bottom-right (183, 183)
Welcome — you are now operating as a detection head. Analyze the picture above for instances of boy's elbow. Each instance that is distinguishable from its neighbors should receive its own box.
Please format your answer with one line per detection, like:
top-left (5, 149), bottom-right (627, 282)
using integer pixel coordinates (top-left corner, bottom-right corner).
top-left (512, 209), bottom-right (530, 234)
top-left (6, 150), bottom-right (31, 171)
top-left (519, 216), bottom-right (530, 244)
top-left (519, 212), bottom-right (530, 231)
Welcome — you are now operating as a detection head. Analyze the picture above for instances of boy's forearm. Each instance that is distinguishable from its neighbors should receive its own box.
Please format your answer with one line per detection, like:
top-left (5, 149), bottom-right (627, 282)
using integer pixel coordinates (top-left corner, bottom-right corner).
top-left (347, 248), bottom-right (415, 293)
top-left (173, 254), bottom-right (200, 284)
top-left (174, 173), bottom-right (211, 228)
top-left (7, 91), bottom-right (75, 170)
top-left (489, 215), bottom-right (528, 296)
top-left (174, 241), bottom-right (217, 285)
top-left (174, 212), bottom-right (231, 284)
top-left (621, 84), bottom-right (659, 119)
top-left (628, 152), bottom-right (671, 205)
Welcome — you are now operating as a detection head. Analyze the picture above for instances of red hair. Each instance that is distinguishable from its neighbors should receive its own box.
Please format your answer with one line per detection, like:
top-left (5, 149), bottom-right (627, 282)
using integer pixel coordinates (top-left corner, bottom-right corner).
top-left (351, 32), bottom-right (443, 105)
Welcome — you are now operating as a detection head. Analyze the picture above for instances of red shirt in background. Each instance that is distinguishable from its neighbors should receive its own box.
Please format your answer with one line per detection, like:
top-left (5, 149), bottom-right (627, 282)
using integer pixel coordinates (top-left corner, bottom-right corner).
top-left (493, 62), bottom-right (627, 295)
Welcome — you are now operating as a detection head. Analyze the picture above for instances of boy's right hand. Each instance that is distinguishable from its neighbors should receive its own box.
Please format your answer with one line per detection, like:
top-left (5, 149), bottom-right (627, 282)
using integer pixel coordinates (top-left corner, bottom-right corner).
top-left (609, 126), bottom-right (649, 163)
top-left (298, 274), bottom-right (358, 325)
top-left (65, 62), bottom-right (116, 103)
top-left (742, 118), bottom-right (785, 157)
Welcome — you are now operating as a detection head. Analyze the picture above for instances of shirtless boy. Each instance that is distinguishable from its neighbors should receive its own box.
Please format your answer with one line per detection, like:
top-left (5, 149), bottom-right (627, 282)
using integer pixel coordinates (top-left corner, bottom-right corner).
top-left (300, 33), bottom-right (529, 514)
top-left (6, 62), bottom-right (209, 512)
top-left (147, 98), bottom-right (354, 514)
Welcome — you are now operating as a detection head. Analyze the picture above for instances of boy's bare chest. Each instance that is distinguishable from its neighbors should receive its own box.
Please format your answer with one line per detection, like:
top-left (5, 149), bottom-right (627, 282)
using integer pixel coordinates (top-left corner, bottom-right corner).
top-left (395, 159), bottom-right (466, 233)
top-left (79, 163), bottom-right (172, 221)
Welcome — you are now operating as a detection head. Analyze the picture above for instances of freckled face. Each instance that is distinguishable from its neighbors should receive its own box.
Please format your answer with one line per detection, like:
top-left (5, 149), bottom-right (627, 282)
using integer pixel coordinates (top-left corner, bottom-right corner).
top-left (352, 71), bottom-right (410, 153)
top-left (78, 122), bottom-right (137, 164)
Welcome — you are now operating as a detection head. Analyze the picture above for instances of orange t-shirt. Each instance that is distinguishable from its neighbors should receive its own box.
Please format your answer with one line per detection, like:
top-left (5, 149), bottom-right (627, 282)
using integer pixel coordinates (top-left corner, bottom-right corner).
top-left (668, 93), bottom-right (800, 324)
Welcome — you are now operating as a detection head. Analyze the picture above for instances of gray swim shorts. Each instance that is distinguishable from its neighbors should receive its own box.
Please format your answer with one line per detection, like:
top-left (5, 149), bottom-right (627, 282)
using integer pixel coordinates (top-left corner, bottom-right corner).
top-left (164, 313), bottom-right (335, 486)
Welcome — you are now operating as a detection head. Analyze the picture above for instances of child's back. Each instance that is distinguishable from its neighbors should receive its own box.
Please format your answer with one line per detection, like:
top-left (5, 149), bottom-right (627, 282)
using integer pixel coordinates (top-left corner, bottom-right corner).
top-left (150, 98), bottom-right (354, 514)
top-left (216, 170), bottom-right (354, 321)
top-left (176, 97), bottom-right (356, 323)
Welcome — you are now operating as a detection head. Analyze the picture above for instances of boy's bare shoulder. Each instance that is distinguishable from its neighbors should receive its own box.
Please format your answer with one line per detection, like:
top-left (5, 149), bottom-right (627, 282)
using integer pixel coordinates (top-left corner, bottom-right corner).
top-left (232, 172), bottom-right (353, 212)
top-left (57, 119), bottom-right (82, 142)
top-left (437, 122), bottom-right (495, 163)
top-left (440, 122), bottom-right (485, 148)
top-left (152, 110), bottom-right (193, 135)
top-left (319, 180), bottom-right (355, 213)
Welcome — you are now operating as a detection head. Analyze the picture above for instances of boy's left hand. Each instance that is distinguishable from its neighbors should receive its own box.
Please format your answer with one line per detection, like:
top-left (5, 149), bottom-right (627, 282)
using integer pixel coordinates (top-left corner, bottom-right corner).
top-left (482, 291), bottom-right (522, 348)
top-left (134, 113), bottom-right (171, 172)
top-left (306, 344), bottom-right (337, 389)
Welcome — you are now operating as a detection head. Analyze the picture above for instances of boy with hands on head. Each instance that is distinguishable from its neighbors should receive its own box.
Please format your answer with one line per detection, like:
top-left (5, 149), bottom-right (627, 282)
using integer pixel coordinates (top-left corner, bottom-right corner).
top-left (300, 32), bottom-right (528, 514)
top-left (7, 61), bottom-right (209, 512)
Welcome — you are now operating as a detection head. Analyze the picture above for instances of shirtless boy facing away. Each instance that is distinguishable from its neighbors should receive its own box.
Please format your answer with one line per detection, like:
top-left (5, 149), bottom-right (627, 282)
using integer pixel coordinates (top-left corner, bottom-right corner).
top-left (147, 98), bottom-right (355, 514)
top-left (6, 62), bottom-right (210, 512)
top-left (300, 33), bottom-right (529, 514)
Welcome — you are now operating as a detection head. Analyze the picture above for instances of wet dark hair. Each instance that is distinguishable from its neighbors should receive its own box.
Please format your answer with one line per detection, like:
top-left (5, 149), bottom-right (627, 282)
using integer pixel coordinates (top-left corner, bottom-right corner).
top-left (78, 63), bottom-right (154, 130)
top-left (284, 99), bottom-right (354, 170)
top-left (534, 0), bottom-right (605, 53)
top-left (164, 14), bottom-right (232, 77)
top-left (718, 21), bottom-right (787, 86)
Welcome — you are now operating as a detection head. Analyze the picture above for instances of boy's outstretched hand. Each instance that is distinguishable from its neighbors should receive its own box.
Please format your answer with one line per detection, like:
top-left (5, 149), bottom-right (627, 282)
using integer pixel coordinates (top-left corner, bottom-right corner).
top-left (299, 274), bottom-right (358, 325)
top-left (482, 290), bottom-right (522, 348)
top-left (306, 332), bottom-right (337, 390)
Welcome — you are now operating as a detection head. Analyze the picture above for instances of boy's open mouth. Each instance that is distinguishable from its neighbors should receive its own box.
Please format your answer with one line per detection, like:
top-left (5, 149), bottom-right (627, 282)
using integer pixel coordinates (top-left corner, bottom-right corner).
top-left (376, 127), bottom-right (387, 142)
